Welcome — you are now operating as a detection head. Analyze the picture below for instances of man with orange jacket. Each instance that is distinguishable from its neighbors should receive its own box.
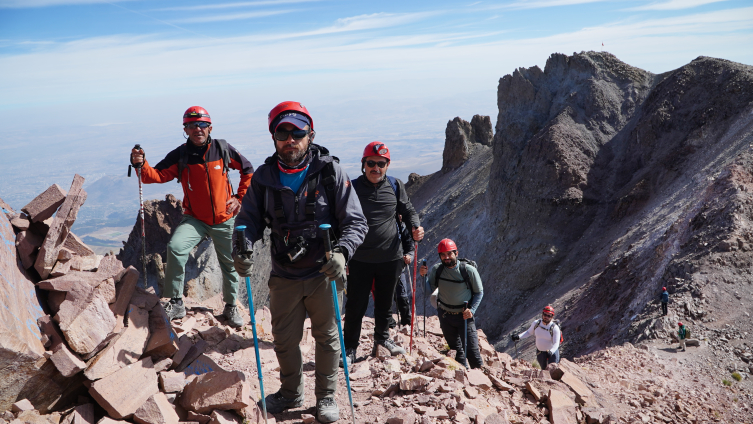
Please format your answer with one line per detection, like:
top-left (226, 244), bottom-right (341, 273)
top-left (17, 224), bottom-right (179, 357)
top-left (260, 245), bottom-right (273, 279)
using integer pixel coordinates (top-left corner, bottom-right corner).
top-left (130, 106), bottom-right (254, 327)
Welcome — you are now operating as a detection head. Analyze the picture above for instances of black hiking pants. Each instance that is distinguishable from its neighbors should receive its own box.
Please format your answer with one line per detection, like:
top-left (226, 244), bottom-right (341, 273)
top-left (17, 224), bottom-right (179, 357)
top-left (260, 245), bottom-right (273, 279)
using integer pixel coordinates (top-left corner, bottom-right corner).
top-left (661, 302), bottom-right (668, 316)
top-left (438, 308), bottom-right (483, 369)
top-left (343, 259), bottom-right (403, 349)
top-left (393, 268), bottom-right (412, 326)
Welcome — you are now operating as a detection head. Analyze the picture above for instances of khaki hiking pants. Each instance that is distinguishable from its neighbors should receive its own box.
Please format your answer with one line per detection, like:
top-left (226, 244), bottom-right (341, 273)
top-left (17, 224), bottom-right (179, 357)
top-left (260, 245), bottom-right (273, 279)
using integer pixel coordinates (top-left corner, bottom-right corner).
top-left (269, 273), bottom-right (344, 400)
top-left (163, 215), bottom-right (239, 305)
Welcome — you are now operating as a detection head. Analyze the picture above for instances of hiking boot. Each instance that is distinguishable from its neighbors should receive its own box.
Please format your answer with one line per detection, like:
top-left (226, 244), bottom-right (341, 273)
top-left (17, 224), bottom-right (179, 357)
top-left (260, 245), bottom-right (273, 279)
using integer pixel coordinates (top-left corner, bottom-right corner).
top-left (372, 338), bottom-right (406, 356)
top-left (163, 298), bottom-right (186, 321)
top-left (261, 391), bottom-right (304, 414)
top-left (339, 347), bottom-right (356, 368)
top-left (223, 304), bottom-right (244, 328)
top-left (316, 397), bottom-right (339, 423)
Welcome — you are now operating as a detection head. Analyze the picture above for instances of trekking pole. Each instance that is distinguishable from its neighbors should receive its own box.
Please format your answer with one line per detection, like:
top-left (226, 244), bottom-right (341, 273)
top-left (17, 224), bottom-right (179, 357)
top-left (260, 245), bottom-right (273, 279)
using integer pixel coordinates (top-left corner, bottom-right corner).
top-left (129, 144), bottom-right (148, 287)
top-left (319, 224), bottom-right (356, 424)
top-left (234, 226), bottom-right (267, 423)
top-left (422, 259), bottom-right (427, 338)
top-left (409, 241), bottom-right (418, 354)
top-left (463, 301), bottom-right (469, 369)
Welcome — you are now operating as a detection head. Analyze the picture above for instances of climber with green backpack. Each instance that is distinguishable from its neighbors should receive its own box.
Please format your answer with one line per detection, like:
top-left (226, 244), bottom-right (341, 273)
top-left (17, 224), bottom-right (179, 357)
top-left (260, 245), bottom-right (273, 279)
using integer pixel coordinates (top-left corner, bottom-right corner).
top-left (420, 238), bottom-right (484, 369)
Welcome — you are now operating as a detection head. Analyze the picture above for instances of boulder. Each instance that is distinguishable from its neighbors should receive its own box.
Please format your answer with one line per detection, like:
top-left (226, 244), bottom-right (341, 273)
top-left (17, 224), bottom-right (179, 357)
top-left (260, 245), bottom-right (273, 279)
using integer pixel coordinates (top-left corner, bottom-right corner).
top-left (49, 344), bottom-right (86, 377)
top-left (143, 301), bottom-right (178, 358)
top-left (22, 183), bottom-right (67, 223)
top-left (180, 370), bottom-right (249, 414)
top-left (89, 357), bottom-right (159, 419)
top-left (547, 389), bottom-right (577, 424)
top-left (84, 304), bottom-right (150, 381)
top-left (16, 230), bottom-right (45, 270)
top-left (399, 373), bottom-right (432, 391)
top-left (207, 410), bottom-right (242, 424)
top-left (0, 207), bottom-right (47, 411)
top-left (35, 175), bottom-right (87, 279)
top-left (133, 393), bottom-right (180, 424)
top-left (55, 281), bottom-right (117, 355)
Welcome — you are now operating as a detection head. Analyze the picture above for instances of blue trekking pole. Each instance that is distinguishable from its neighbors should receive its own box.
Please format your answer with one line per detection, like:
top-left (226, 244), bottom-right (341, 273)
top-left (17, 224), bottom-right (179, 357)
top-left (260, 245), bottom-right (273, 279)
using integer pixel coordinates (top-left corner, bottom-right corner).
top-left (234, 226), bottom-right (267, 423)
top-left (319, 224), bottom-right (356, 424)
top-left (463, 301), bottom-right (469, 369)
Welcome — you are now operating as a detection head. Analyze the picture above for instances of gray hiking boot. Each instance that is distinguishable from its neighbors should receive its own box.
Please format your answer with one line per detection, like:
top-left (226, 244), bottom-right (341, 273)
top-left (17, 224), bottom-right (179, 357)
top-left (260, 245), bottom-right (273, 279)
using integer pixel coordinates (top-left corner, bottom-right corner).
top-left (339, 347), bottom-right (356, 368)
top-left (223, 304), bottom-right (244, 328)
top-left (316, 397), bottom-right (339, 423)
top-left (372, 338), bottom-right (406, 356)
top-left (163, 298), bottom-right (186, 321)
top-left (261, 391), bottom-right (304, 414)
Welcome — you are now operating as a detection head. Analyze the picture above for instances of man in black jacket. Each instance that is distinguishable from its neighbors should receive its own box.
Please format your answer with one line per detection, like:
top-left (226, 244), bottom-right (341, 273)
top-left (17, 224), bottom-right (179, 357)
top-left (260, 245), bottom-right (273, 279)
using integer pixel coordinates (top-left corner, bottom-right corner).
top-left (342, 141), bottom-right (423, 366)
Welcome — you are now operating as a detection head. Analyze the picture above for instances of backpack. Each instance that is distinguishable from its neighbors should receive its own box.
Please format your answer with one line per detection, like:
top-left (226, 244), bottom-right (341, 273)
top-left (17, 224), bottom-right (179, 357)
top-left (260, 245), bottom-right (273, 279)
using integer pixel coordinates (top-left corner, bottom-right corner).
top-left (176, 138), bottom-right (233, 193)
top-left (352, 175), bottom-right (403, 242)
top-left (535, 318), bottom-right (564, 344)
top-left (433, 259), bottom-right (478, 309)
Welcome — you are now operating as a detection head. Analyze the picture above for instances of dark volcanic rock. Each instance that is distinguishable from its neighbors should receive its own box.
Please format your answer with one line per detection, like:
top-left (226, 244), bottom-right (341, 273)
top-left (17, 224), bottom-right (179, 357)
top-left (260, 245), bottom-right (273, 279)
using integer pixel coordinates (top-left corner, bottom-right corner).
top-left (442, 115), bottom-right (494, 172)
top-left (409, 51), bottom-right (753, 361)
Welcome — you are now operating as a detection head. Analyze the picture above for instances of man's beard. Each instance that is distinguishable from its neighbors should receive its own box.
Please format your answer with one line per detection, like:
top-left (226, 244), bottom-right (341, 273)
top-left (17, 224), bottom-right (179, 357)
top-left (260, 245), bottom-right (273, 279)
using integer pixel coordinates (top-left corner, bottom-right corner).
top-left (278, 144), bottom-right (308, 166)
top-left (442, 258), bottom-right (457, 268)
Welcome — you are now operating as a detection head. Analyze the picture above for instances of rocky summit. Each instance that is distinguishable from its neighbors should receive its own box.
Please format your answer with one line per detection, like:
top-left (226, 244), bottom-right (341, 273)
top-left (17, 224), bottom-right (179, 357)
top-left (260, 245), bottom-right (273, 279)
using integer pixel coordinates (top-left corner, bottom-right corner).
top-left (1, 51), bottom-right (753, 424)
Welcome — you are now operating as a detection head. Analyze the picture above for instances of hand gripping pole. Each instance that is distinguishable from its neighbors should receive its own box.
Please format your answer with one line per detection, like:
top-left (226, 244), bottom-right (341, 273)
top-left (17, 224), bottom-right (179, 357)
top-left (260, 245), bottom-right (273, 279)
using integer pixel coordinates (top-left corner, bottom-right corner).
top-left (319, 224), bottom-right (356, 423)
top-left (234, 226), bottom-right (267, 423)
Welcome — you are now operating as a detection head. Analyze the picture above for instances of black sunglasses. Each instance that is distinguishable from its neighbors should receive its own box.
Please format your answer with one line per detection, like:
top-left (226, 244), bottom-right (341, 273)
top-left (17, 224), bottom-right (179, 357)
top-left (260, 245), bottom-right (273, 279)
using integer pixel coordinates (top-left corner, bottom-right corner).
top-left (184, 121), bottom-right (211, 129)
top-left (274, 128), bottom-right (310, 141)
top-left (365, 160), bottom-right (388, 168)
top-left (543, 313), bottom-right (554, 317)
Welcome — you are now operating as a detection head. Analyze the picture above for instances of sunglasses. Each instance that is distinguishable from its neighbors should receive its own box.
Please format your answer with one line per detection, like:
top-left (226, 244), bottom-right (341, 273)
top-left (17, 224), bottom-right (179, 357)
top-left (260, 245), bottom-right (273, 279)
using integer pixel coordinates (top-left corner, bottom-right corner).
top-left (365, 160), bottom-right (388, 168)
top-left (274, 128), bottom-right (310, 141)
top-left (543, 313), bottom-right (554, 318)
top-left (184, 122), bottom-right (211, 129)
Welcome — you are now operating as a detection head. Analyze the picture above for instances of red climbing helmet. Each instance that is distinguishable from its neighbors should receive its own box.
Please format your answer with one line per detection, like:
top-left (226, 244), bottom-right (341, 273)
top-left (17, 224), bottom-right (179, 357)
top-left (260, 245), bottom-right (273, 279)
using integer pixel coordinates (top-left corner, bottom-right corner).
top-left (268, 101), bottom-right (313, 133)
top-left (362, 141), bottom-right (390, 161)
top-left (183, 106), bottom-right (211, 124)
top-left (678, 322), bottom-right (683, 326)
top-left (662, 287), bottom-right (667, 291)
top-left (543, 305), bottom-right (555, 315)
top-left (437, 238), bottom-right (457, 254)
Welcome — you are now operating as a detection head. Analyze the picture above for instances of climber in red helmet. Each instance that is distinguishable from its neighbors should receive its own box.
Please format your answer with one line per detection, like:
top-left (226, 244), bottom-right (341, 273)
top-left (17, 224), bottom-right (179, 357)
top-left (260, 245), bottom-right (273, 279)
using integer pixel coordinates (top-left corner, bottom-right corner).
top-left (512, 305), bottom-right (561, 369)
top-left (660, 286), bottom-right (669, 316)
top-left (234, 101), bottom-right (367, 423)
top-left (129, 106), bottom-right (254, 328)
top-left (419, 238), bottom-right (485, 368)
top-left (341, 141), bottom-right (424, 366)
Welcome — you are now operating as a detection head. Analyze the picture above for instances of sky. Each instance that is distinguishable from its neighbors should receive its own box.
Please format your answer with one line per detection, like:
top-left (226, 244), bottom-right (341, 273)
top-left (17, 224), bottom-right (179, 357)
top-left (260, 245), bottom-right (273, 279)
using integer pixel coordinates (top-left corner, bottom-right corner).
top-left (0, 0), bottom-right (752, 209)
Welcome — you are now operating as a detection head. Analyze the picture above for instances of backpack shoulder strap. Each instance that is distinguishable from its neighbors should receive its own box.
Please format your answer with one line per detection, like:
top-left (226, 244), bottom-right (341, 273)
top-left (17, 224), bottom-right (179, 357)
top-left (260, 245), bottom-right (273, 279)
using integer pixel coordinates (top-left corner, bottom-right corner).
top-left (386, 175), bottom-right (398, 196)
top-left (458, 261), bottom-right (472, 292)
top-left (322, 160), bottom-right (338, 218)
top-left (214, 138), bottom-right (234, 195)
top-left (434, 265), bottom-right (443, 287)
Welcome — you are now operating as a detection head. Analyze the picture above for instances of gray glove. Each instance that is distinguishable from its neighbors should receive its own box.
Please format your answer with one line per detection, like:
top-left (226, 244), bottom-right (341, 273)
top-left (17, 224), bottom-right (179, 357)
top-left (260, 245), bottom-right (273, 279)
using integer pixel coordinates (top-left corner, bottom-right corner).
top-left (320, 248), bottom-right (346, 281)
top-left (233, 253), bottom-right (253, 277)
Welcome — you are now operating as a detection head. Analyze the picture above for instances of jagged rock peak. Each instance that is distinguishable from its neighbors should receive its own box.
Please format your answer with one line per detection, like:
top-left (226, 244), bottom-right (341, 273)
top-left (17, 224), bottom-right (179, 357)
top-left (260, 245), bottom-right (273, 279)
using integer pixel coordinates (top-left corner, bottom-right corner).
top-left (442, 115), bottom-right (493, 173)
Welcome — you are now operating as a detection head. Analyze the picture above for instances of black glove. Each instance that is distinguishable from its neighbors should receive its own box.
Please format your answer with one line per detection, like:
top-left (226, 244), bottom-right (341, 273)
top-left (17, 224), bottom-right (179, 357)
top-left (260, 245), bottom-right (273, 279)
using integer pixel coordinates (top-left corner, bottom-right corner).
top-left (320, 247), bottom-right (346, 281)
top-left (511, 334), bottom-right (520, 342)
top-left (233, 253), bottom-right (253, 277)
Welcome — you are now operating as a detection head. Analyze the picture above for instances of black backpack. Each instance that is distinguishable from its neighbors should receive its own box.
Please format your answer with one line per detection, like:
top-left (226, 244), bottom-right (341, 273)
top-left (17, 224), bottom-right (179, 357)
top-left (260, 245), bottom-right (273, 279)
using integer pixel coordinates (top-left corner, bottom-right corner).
top-left (534, 318), bottom-right (563, 344)
top-left (433, 258), bottom-right (478, 309)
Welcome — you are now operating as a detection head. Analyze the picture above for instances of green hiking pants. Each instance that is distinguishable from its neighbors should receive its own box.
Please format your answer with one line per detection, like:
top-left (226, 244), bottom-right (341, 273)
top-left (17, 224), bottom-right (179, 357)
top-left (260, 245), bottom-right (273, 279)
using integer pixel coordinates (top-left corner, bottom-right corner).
top-left (163, 214), bottom-right (239, 305)
top-left (269, 273), bottom-right (344, 400)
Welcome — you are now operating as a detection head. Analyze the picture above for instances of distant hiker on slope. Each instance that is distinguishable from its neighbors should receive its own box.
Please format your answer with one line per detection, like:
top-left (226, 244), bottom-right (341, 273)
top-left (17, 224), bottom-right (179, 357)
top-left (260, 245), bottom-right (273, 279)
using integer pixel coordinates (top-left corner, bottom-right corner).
top-left (678, 322), bottom-right (687, 351)
top-left (512, 305), bottom-right (561, 369)
top-left (660, 286), bottom-right (669, 316)
top-left (129, 106), bottom-right (254, 328)
top-left (233, 101), bottom-right (367, 423)
top-left (419, 239), bottom-right (484, 369)
top-left (342, 141), bottom-right (423, 366)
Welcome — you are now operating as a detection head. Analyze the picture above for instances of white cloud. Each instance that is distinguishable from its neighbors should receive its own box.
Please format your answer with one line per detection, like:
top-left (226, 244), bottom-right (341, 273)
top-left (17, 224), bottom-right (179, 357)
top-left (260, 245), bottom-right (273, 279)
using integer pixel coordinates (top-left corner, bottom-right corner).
top-left (172, 9), bottom-right (295, 24)
top-left (0, 0), bottom-right (133, 8)
top-left (497, 0), bottom-right (608, 10)
top-left (154, 0), bottom-right (320, 12)
top-left (627, 0), bottom-right (730, 11)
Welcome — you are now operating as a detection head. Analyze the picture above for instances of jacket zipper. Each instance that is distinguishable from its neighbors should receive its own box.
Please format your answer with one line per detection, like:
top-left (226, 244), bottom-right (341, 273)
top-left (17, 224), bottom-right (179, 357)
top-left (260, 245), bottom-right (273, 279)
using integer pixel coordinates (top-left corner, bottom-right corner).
top-left (204, 162), bottom-right (216, 225)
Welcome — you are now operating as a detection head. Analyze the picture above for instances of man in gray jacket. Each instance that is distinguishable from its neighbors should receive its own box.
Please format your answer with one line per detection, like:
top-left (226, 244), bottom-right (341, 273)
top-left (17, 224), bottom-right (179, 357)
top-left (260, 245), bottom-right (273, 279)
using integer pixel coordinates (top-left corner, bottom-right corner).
top-left (234, 101), bottom-right (367, 423)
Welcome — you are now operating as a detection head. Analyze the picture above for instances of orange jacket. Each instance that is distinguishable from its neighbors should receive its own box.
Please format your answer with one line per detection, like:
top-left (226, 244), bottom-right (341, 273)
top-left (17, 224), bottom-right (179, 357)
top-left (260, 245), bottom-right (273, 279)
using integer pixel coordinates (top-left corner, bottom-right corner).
top-left (140, 138), bottom-right (254, 225)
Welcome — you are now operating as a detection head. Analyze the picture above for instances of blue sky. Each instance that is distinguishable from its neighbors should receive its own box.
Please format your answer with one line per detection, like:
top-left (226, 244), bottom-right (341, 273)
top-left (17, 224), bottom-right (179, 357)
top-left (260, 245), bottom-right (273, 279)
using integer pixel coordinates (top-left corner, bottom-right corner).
top-left (0, 0), bottom-right (751, 208)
